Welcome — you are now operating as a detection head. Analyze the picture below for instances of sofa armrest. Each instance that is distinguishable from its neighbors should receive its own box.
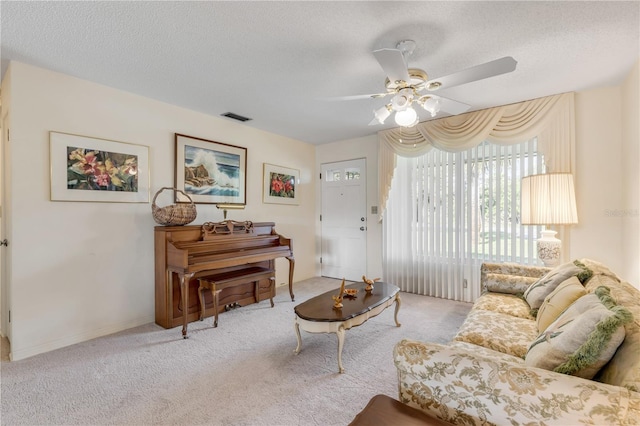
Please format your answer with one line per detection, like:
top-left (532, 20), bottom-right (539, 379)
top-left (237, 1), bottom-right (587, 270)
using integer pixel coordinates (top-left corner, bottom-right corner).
top-left (393, 339), bottom-right (638, 425)
top-left (481, 262), bottom-right (550, 294)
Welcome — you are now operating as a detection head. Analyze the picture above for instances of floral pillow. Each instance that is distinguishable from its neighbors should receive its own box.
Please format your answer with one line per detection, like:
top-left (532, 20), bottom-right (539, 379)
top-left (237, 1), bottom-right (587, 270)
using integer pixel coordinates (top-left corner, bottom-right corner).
top-left (524, 260), bottom-right (591, 316)
top-left (536, 276), bottom-right (587, 332)
top-left (525, 286), bottom-right (633, 379)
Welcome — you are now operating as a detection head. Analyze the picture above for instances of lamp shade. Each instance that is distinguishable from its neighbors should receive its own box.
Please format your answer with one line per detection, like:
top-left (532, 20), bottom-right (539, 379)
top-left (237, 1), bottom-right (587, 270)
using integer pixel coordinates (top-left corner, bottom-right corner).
top-left (521, 173), bottom-right (578, 225)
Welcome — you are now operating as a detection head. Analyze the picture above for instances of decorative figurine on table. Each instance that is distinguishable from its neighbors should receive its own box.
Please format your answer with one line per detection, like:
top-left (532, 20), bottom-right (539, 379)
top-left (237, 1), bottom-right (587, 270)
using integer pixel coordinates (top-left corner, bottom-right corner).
top-left (332, 279), bottom-right (346, 309)
top-left (362, 275), bottom-right (380, 292)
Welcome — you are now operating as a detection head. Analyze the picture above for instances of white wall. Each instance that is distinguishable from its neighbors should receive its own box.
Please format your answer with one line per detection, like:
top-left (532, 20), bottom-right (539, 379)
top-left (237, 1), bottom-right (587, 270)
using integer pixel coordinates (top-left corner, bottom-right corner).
top-left (3, 62), bottom-right (316, 360)
top-left (621, 60), bottom-right (640, 287)
top-left (315, 134), bottom-right (382, 279)
top-left (571, 87), bottom-right (624, 273)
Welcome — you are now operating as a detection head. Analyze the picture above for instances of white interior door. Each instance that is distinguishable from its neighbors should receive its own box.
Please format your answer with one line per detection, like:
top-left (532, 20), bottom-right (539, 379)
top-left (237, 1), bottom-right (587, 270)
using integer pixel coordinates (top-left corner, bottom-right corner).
top-left (1, 111), bottom-right (7, 339)
top-left (321, 159), bottom-right (366, 281)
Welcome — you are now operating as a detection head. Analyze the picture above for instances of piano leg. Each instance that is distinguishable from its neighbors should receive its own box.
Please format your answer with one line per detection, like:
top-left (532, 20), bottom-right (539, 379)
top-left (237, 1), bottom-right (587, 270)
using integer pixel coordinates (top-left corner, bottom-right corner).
top-left (179, 272), bottom-right (195, 339)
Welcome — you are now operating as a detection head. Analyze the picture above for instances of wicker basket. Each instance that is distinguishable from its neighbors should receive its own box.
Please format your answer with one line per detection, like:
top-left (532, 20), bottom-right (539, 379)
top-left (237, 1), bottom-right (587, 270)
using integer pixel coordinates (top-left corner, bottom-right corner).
top-left (152, 187), bottom-right (197, 226)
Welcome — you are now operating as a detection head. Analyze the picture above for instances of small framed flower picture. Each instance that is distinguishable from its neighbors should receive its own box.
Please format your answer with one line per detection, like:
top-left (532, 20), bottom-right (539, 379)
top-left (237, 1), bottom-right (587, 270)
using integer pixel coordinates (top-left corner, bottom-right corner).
top-left (263, 163), bottom-right (300, 205)
top-left (50, 131), bottom-right (150, 203)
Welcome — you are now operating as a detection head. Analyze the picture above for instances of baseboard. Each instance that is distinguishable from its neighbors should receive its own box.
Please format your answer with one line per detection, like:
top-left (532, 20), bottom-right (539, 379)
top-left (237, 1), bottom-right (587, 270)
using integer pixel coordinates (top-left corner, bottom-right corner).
top-left (10, 315), bottom-right (155, 361)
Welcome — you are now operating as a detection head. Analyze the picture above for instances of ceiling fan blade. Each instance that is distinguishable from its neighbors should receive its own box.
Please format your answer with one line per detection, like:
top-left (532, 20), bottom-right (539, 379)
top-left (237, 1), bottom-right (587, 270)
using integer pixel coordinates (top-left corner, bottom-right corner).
top-left (373, 48), bottom-right (411, 84)
top-left (321, 93), bottom-right (389, 101)
top-left (432, 95), bottom-right (472, 115)
top-left (426, 56), bottom-right (517, 91)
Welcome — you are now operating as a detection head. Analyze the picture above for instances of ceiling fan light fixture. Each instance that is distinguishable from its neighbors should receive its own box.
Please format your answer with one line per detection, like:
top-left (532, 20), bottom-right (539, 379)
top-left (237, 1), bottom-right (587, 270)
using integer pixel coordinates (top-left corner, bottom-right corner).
top-left (391, 88), bottom-right (413, 111)
top-left (422, 97), bottom-right (441, 117)
top-left (394, 106), bottom-right (418, 127)
top-left (373, 104), bottom-right (392, 124)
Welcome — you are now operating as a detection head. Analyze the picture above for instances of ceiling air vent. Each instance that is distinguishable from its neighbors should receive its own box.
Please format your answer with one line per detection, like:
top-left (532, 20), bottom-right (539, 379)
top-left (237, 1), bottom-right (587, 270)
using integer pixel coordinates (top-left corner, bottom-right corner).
top-left (221, 112), bottom-right (252, 122)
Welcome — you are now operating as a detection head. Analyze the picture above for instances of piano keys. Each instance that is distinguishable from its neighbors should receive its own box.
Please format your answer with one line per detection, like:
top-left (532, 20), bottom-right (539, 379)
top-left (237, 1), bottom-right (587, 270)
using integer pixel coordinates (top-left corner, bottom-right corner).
top-left (154, 221), bottom-right (294, 337)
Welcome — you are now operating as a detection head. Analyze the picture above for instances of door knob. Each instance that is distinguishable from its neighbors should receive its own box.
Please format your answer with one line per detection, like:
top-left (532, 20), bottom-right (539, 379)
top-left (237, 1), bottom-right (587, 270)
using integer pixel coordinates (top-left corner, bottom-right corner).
top-left (0, 239), bottom-right (7, 247)
top-left (360, 217), bottom-right (365, 221)
top-left (360, 226), bottom-right (366, 231)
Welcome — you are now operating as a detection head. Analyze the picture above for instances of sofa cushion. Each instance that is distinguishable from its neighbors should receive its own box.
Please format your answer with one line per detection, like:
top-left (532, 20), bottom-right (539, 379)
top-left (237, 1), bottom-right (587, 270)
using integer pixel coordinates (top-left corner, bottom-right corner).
top-left (525, 286), bottom-right (633, 379)
top-left (454, 309), bottom-right (538, 358)
top-left (523, 260), bottom-right (590, 314)
top-left (484, 273), bottom-right (538, 295)
top-left (537, 276), bottom-right (587, 332)
top-left (472, 292), bottom-right (534, 320)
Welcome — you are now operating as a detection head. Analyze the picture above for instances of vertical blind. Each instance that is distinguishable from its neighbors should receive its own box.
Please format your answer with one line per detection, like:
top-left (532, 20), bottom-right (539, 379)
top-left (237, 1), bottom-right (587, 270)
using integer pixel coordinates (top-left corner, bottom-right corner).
top-left (383, 139), bottom-right (546, 302)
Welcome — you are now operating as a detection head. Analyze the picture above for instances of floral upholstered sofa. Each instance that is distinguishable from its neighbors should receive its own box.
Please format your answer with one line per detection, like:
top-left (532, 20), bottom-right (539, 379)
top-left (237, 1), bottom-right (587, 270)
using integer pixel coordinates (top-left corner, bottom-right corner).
top-left (393, 259), bottom-right (640, 425)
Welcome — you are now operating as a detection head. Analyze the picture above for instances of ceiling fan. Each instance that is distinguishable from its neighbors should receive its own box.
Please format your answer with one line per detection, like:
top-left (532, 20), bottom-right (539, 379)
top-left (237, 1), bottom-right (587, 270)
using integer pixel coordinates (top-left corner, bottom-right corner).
top-left (338, 40), bottom-right (517, 127)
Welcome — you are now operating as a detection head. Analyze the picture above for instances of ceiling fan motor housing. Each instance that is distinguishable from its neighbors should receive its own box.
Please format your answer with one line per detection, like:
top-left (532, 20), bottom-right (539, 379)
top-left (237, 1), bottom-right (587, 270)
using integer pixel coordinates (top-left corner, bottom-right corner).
top-left (384, 68), bottom-right (428, 91)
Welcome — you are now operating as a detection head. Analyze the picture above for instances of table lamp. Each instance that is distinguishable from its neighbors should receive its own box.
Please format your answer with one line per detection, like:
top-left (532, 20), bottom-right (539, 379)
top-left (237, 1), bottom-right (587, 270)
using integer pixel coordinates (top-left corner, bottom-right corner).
top-left (521, 173), bottom-right (578, 266)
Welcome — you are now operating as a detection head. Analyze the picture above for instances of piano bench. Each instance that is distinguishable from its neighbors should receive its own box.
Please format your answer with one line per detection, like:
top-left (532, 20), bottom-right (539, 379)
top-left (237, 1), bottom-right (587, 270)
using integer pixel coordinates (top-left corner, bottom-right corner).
top-left (197, 267), bottom-right (276, 328)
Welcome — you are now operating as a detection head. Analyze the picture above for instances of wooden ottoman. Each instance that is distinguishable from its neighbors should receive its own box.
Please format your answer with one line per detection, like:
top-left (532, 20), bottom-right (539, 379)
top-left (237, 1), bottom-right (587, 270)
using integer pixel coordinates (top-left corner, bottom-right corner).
top-left (349, 394), bottom-right (454, 426)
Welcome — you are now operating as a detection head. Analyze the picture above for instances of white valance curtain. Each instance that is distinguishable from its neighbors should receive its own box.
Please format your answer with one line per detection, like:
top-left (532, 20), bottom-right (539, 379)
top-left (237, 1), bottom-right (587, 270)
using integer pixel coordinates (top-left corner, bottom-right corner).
top-left (378, 92), bottom-right (576, 219)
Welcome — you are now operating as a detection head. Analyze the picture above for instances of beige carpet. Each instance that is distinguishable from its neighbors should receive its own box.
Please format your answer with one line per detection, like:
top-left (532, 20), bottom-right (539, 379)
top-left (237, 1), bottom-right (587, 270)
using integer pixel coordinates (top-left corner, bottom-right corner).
top-left (0, 277), bottom-right (471, 425)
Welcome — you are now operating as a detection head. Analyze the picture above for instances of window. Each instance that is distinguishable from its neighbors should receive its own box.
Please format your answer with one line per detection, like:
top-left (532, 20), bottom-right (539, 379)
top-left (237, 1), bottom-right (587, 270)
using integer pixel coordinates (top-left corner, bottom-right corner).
top-left (383, 139), bottom-right (545, 302)
top-left (325, 167), bottom-right (361, 181)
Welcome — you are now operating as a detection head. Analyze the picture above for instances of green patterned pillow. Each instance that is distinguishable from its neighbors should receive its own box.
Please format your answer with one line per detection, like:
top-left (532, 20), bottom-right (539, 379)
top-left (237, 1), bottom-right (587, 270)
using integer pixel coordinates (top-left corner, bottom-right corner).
top-left (525, 286), bottom-right (633, 379)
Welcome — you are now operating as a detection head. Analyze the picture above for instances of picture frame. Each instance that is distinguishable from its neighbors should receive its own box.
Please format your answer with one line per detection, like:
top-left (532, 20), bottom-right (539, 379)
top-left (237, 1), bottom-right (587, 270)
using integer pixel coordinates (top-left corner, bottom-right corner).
top-left (50, 131), bottom-right (150, 203)
top-left (175, 134), bottom-right (247, 205)
top-left (263, 163), bottom-right (300, 205)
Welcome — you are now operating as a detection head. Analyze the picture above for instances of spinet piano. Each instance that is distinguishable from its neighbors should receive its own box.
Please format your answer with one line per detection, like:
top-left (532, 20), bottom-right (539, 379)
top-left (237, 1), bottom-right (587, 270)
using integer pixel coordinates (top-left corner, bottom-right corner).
top-left (154, 221), bottom-right (294, 337)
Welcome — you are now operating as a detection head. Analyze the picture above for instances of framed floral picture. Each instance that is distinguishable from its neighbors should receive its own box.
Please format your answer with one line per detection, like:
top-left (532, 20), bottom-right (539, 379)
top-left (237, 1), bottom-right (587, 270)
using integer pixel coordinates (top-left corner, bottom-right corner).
top-left (50, 131), bottom-right (150, 203)
top-left (263, 163), bottom-right (300, 205)
top-left (175, 134), bottom-right (247, 204)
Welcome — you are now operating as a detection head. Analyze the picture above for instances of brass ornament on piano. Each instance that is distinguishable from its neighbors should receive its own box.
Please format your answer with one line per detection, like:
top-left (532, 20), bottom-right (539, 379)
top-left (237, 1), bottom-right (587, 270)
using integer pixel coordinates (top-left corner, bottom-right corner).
top-left (202, 220), bottom-right (254, 238)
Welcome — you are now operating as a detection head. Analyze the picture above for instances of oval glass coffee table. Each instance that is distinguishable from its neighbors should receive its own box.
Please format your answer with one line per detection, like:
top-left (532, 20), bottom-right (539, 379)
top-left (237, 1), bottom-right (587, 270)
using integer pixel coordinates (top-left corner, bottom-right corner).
top-left (294, 281), bottom-right (401, 373)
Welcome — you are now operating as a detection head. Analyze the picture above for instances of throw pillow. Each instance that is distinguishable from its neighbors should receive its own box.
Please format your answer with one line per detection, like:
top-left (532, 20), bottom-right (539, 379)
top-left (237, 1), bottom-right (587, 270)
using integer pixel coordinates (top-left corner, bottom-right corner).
top-left (525, 286), bottom-right (633, 379)
top-left (524, 261), bottom-right (585, 314)
top-left (536, 276), bottom-right (587, 332)
top-left (573, 259), bottom-right (594, 283)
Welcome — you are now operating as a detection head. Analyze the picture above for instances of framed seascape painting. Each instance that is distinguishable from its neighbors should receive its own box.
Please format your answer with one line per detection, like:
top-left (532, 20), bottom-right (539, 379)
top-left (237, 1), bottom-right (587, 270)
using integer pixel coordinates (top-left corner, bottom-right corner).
top-left (50, 131), bottom-right (150, 203)
top-left (175, 134), bottom-right (247, 205)
top-left (263, 163), bottom-right (300, 205)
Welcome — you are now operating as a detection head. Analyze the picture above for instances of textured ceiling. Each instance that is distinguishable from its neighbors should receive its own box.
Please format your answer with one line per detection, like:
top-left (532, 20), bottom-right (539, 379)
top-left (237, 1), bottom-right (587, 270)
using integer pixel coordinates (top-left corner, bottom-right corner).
top-left (1, 1), bottom-right (639, 145)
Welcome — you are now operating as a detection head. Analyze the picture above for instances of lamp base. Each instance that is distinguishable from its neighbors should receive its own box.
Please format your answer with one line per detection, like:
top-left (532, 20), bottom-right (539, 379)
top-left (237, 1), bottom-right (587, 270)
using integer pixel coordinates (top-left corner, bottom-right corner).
top-left (537, 230), bottom-right (561, 267)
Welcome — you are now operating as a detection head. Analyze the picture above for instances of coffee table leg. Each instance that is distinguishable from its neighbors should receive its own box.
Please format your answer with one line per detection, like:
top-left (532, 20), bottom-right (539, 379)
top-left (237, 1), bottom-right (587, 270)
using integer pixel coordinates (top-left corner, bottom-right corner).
top-left (336, 325), bottom-right (345, 373)
top-left (294, 319), bottom-right (302, 354)
top-left (394, 293), bottom-right (402, 327)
